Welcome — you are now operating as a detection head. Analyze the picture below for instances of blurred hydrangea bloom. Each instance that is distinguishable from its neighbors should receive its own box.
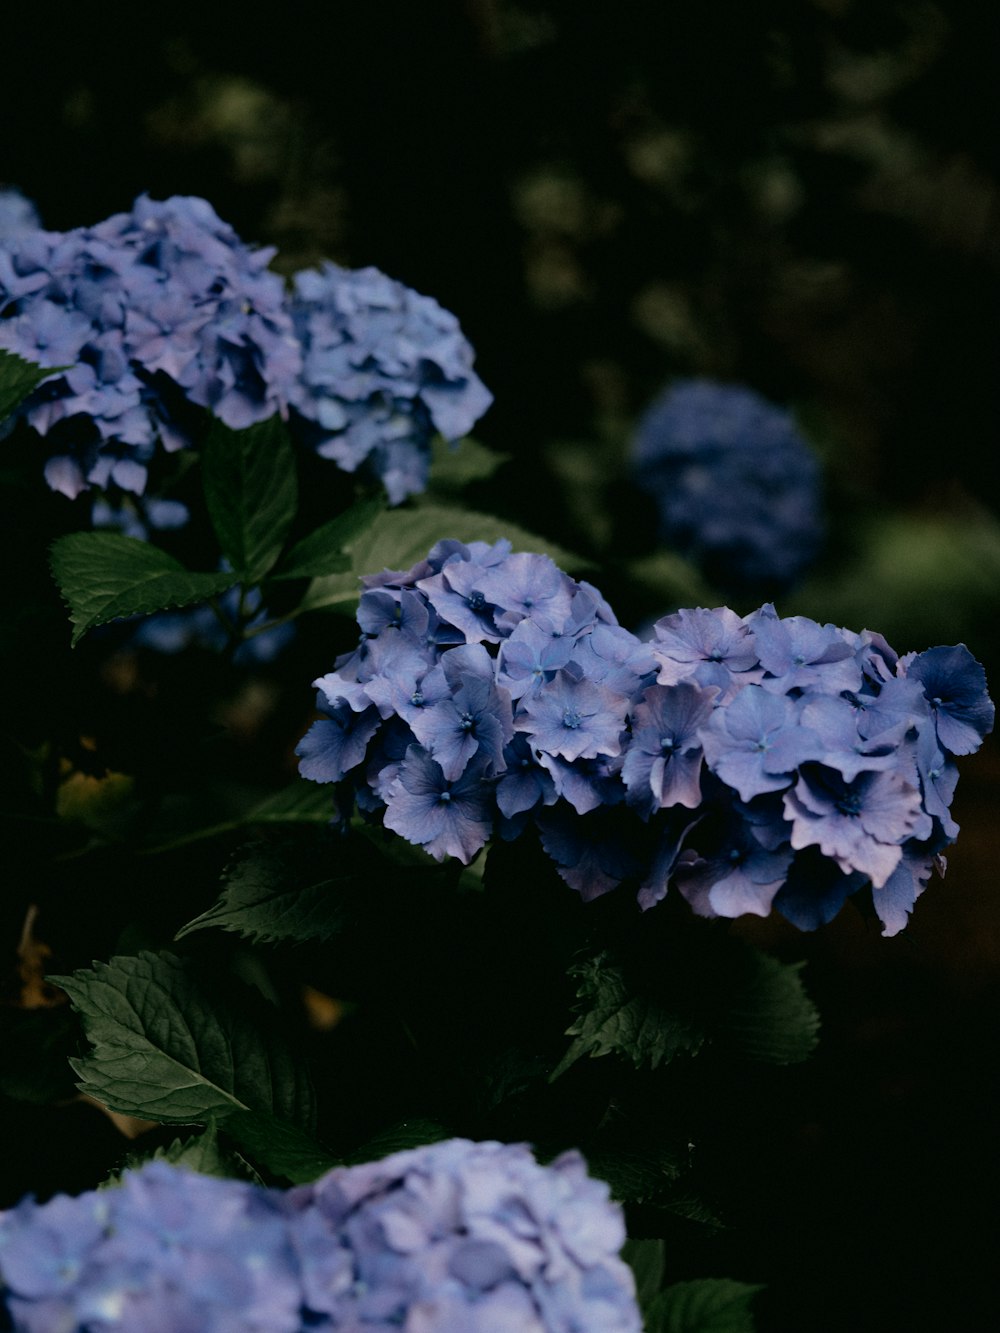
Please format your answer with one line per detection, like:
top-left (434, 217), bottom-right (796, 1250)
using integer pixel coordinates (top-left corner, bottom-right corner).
top-left (631, 379), bottom-right (823, 591)
top-left (0, 189), bottom-right (40, 240)
top-left (289, 262), bottom-right (493, 504)
top-left (299, 542), bottom-right (993, 934)
top-left (0, 1141), bottom-right (640, 1331)
top-left (0, 194), bottom-right (300, 500)
top-left (129, 583), bottom-right (296, 665)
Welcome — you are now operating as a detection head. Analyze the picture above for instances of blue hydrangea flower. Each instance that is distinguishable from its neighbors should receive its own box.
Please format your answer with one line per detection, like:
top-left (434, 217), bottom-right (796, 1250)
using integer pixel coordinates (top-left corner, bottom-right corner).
top-left (0, 188), bottom-right (41, 240)
top-left (621, 680), bottom-right (716, 816)
top-left (899, 643), bottom-right (996, 756)
top-left (287, 1138), bottom-right (640, 1331)
top-left (1, 1143), bottom-right (642, 1331)
top-left (0, 194), bottom-right (301, 499)
top-left (289, 262), bottom-right (492, 504)
top-left (631, 379), bottom-right (824, 590)
top-left (383, 746), bottom-right (495, 863)
top-left (299, 540), bottom-right (992, 935)
top-left (675, 804), bottom-right (795, 919)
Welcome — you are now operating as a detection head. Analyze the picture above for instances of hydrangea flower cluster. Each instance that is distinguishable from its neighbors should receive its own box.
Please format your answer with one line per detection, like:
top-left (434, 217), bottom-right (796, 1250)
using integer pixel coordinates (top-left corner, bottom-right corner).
top-left (0, 197), bottom-right (491, 507)
top-left (298, 541), bottom-right (993, 935)
top-left (0, 194), bottom-right (299, 500)
top-left (289, 262), bottom-right (493, 504)
top-left (631, 379), bottom-right (823, 591)
top-left (0, 1140), bottom-right (639, 1332)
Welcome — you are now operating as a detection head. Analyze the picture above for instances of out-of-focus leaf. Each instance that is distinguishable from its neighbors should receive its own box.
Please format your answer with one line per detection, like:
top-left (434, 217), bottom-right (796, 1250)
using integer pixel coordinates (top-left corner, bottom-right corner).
top-left (0, 347), bottom-right (60, 422)
top-left (176, 838), bottom-right (356, 946)
top-left (625, 550), bottom-right (713, 616)
top-left (427, 435), bottom-right (508, 492)
top-left (299, 504), bottom-right (592, 614)
top-left (248, 779), bottom-right (337, 825)
top-left (622, 1238), bottom-right (666, 1315)
top-left (223, 1108), bottom-right (339, 1184)
top-left (342, 1117), bottom-right (451, 1165)
top-left (646, 1278), bottom-right (764, 1333)
top-left (583, 1143), bottom-right (683, 1204)
top-left (51, 951), bottom-right (315, 1127)
top-left (49, 532), bottom-right (236, 646)
top-left (271, 496), bottom-right (383, 581)
top-left (723, 951), bottom-right (819, 1065)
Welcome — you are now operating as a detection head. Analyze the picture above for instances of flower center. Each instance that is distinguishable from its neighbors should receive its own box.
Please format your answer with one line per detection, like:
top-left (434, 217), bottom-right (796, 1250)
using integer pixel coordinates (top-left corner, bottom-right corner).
top-left (562, 709), bottom-right (582, 730)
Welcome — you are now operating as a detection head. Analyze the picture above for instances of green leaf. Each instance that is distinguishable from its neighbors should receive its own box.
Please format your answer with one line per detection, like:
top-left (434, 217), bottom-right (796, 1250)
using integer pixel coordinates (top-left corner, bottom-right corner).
top-left (625, 549), bottom-right (712, 613)
top-left (201, 415), bottom-right (298, 581)
top-left (137, 779), bottom-right (335, 856)
top-left (343, 1117), bottom-right (451, 1165)
top-left (621, 1238), bottom-right (666, 1315)
top-left (551, 952), bottom-right (705, 1079)
top-left (723, 951), bottom-right (819, 1065)
top-left (646, 1279), bottom-right (764, 1333)
top-left (583, 1143), bottom-right (683, 1204)
top-left (248, 778), bottom-right (337, 825)
top-left (271, 497), bottom-right (384, 581)
top-left (427, 435), bottom-right (508, 492)
top-left (0, 347), bottom-right (61, 422)
top-left (50, 951), bottom-right (315, 1126)
top-left (175, 838), bottom-right (356, 946)
top-left (107, 1122), bottom-right (263, 1187)
top-left (222, 1108), bottom-right (339, 1184)
top-left (299, 504), bottom-right (593, 614)
top-left (543, 439), bottom-right (618, 552)
top-left (49, 532), bottom-right (236, 646)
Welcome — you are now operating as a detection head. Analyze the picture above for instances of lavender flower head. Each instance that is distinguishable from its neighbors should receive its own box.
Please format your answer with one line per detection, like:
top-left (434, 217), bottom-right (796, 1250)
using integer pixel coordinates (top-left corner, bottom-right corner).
top-left (287, 1137), bottom-right (639, 1330)
top-left (289, 262), bottom-right (493, 504)
top-left (0, 1141), bottom-right (640, 1331)
top-left (631, 379), bottom-right (823, 591)
top-left (299, 541), bottom-right (992, 935)
top-left (0, 194), bottom-right (300, 499)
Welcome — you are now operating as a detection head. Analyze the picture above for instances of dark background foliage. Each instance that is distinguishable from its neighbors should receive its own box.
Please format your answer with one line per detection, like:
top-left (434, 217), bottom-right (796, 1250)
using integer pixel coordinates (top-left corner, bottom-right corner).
top-left (3, 3), bottom-right (998, 1328)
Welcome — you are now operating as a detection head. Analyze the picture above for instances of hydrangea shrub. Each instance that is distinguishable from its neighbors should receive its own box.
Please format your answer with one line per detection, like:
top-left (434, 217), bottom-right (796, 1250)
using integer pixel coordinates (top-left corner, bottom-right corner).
top-left (2, 184), bottom-right (992, 1333)
top-left (298, 540), bottom-right (993, 935)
